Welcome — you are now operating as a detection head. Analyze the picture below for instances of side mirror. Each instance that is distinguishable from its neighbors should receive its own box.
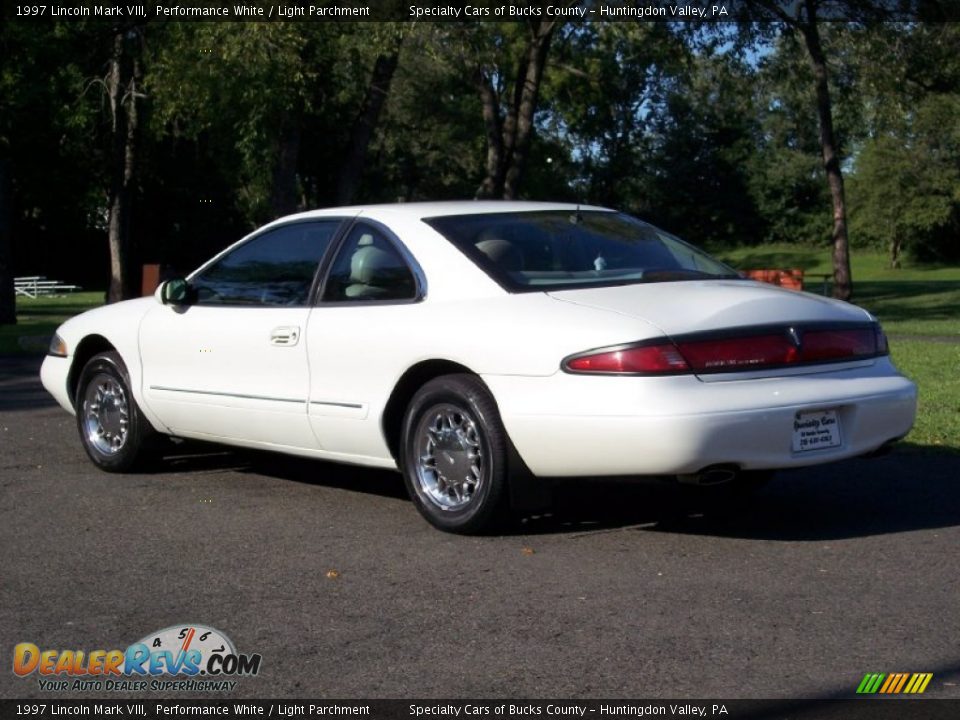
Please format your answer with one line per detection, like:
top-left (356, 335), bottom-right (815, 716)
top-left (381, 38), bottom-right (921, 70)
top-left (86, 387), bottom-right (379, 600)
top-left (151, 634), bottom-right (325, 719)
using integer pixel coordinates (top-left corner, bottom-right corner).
top-left (158, 278), bottom-right (194, 306)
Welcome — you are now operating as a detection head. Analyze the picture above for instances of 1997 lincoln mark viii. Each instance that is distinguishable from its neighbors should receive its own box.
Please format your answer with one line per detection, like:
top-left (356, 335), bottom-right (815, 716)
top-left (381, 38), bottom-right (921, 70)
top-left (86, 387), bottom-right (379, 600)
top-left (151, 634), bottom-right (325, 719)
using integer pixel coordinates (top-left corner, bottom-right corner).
top-left (41, 202), bottom-right (917, 533)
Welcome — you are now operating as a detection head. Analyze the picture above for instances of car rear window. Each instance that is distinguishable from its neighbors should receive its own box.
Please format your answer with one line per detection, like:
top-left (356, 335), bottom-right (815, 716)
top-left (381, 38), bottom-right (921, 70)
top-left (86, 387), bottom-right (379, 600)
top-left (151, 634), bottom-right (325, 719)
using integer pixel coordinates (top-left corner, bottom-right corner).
top-left (424, 210), bottom-right (740, 292)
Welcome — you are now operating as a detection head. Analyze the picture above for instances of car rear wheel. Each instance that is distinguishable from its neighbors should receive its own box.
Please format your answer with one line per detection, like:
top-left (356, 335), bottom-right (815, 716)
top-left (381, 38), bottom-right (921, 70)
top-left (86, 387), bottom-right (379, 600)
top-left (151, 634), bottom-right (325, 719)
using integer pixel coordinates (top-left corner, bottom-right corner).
top-left (400, 374), bottom-right (509, 534)
top-left (75, 351), bottom-right (153, 472)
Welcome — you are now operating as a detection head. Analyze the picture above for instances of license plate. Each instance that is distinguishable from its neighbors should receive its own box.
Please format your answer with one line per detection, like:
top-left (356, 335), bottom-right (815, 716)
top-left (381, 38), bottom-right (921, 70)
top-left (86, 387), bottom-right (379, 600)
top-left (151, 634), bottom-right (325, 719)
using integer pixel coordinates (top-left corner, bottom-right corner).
top-left (792, 409), bottom-right (842, 452)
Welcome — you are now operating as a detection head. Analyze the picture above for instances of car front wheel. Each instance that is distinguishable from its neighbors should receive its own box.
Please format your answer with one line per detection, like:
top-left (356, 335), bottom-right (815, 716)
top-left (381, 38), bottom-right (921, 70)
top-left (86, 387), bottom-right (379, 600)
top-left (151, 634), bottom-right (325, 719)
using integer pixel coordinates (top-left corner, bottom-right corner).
top-left (400, 374), bottom-right (509, 534)
top-left (75, 351), bottom-right (153, 472)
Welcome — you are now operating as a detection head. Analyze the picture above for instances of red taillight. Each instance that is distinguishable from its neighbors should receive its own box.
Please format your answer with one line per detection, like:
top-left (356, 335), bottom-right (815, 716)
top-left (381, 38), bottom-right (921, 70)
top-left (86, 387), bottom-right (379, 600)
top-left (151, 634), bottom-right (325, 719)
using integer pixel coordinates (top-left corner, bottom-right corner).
top-left (676, 334), bottom-right (797, 372)
top-left (800, 328), bottom-right (876, 361)
top-left (874, 325), bottom-right (889, 355)
top-left (565, 343), bottom-right (689, 374)
top-left (564, 324), bottom-right (887, 376)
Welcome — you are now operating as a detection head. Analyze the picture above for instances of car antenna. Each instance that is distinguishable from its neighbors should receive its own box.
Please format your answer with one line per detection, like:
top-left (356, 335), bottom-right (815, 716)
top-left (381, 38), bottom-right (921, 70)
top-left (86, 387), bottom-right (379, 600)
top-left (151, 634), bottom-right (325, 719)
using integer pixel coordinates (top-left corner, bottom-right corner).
top-left (570, 202), bottom-right (583, 225)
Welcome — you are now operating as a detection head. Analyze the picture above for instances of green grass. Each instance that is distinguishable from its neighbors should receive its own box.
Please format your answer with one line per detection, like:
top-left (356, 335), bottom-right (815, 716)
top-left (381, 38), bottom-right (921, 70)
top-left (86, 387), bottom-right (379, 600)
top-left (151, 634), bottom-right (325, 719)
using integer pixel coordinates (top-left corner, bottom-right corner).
top-left (0, 292), bottom-right (103, 354)
top-left (890, 340), bottom-right (960, 453)
top-left (718, 245), bottom-right (960, 452)
top-left (718, 245), bottom-right (960, 337)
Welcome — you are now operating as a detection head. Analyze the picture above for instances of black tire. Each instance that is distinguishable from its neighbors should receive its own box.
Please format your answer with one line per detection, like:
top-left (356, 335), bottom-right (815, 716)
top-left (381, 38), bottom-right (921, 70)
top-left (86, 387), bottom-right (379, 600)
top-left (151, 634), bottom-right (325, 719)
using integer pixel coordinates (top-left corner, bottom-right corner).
top-left (400, 374), bottom-right (509, 534)
top-left (74, 351), bottom-right (154, 472)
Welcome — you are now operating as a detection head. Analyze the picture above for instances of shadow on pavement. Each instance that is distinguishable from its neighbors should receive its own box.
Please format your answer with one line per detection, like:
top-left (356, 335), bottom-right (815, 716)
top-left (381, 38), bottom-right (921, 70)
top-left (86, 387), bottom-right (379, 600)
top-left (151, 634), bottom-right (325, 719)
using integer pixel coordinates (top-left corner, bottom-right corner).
top-left (517, 449), bottom-right (960, 541)
top-left (150, 441), bottom-right (960, 542)
top-left (0, 355), bottom-right (54, 412)
top-left (152, 440), bottom-right (410, 501)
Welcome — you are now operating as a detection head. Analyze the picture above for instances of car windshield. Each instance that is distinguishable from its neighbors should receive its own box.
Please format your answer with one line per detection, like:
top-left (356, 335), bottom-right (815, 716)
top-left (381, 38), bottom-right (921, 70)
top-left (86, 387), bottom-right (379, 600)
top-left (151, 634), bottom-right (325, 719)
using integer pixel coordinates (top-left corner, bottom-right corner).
top-left (425, 210), bottom-right (740, 292)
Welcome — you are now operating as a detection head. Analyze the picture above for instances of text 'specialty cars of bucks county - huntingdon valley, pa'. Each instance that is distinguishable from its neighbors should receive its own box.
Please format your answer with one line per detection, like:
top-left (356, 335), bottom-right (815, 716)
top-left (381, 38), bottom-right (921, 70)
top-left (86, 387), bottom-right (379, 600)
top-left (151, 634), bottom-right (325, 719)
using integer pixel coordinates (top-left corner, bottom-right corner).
top-left (41, 201), bottom-right (918, 533)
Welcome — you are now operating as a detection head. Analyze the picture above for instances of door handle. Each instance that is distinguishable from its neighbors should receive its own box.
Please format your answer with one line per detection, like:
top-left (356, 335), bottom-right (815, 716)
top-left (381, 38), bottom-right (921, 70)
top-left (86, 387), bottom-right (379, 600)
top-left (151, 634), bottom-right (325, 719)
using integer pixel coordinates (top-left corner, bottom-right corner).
top-left (270, 326), bottom-right (300, 346)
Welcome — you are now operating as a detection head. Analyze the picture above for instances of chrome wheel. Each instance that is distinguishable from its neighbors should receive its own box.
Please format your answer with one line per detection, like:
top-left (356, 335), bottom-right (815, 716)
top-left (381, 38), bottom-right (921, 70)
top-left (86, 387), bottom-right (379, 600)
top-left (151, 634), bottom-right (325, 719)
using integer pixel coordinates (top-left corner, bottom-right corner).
top-left (414, 403), bottom-right (484, 511)
top-left (75, 351), bottom-right (154, 472)
top-left (402, 374), bottom-right (510, 533)
top-left (82, 373), bottom-right (130, 455)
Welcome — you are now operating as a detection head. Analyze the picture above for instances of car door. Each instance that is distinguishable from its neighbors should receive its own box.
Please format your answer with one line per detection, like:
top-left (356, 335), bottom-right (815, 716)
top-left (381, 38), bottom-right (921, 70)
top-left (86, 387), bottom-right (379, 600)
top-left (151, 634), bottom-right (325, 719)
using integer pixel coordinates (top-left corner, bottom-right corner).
top-left (304, 220), bottom-right (425, 462)
top-left (139, 219), bottom-right (342, 450)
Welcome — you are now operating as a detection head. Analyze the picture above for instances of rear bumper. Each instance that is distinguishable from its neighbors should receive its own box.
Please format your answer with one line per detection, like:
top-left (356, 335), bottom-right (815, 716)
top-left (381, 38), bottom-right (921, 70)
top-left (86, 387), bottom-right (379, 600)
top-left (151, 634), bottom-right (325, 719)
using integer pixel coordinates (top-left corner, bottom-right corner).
top-left (484, 359), bottom-right (917, 477)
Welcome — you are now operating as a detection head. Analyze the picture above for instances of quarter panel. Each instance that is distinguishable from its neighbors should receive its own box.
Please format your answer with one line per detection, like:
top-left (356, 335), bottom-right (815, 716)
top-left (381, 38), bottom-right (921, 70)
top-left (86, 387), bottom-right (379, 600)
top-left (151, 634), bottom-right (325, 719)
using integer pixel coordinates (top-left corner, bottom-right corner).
top-left (303, 292), bottom-right (667, 460)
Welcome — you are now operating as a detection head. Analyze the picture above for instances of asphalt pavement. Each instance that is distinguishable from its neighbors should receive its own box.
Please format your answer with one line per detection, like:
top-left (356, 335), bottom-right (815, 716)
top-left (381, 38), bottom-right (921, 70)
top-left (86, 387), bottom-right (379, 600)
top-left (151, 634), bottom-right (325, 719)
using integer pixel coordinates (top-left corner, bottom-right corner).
top-left (2, 355), bottom-right (959, 700)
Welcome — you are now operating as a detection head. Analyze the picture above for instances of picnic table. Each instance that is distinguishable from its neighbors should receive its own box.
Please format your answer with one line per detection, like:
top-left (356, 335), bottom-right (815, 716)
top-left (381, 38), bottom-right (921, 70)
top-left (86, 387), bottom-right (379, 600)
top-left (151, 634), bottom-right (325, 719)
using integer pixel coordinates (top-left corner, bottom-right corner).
top-left (743, 269), bottom-right (833, 296)
top-left (14, 276), bottom-right (82, 299)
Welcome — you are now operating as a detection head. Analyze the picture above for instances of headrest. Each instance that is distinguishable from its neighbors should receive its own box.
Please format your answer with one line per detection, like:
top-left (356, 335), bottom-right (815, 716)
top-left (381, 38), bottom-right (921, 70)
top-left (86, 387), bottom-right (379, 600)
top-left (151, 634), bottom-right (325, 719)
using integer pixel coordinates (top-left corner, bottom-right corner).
top-left (475, 237), bottom-right (523, 272)
top-left (350, 245), bottom-right (394, 285)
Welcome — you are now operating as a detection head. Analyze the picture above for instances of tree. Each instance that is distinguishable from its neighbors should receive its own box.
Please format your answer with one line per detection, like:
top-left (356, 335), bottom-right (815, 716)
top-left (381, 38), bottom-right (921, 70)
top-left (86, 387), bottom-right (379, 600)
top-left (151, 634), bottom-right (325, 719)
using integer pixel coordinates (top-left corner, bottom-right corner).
top-left (642, 47), bottom-right (767, 246)
top-left (1, 20), bottom-right (106, 319)
top-left (846, 22), bottom-right (960, 266)
top-left (746, 0), bottom-right (860, 299)
top-left (745, 30), bottom-right (833, 248)
top-left (0, 24), bottom-right (22, 325)
top-left (337, 25), bottom-right (405, 205)
top-left (0, 154), bottom-right (13, 326)
top-left (848, 22), bottom-right (960, 265)
top-left (468, 21), bottom-right (563, 200)
top-left (151, 24), bottom-right (321, 225)
top-left (150, 24), bottom-right (407, 223)
top-left (544, 23), bottom-right (687, 210)
top-left (849, 123), bottom-right (959, 267)
top-left (105, 24), bottom-right (146, 303)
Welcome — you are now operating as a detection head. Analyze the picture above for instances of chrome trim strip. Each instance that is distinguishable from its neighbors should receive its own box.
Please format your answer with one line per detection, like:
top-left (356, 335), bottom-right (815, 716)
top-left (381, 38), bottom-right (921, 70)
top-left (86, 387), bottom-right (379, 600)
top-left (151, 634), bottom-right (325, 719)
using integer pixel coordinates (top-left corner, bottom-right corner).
top-left (149, 386), bottom-right (305, 404)
top-left (309, 400), bottom-right (364, 409)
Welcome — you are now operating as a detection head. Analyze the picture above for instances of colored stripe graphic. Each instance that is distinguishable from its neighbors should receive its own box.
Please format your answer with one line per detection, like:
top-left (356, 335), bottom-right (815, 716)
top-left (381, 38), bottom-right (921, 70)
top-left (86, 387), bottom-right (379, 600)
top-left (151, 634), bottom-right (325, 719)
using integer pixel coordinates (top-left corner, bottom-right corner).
top-left (857, 673), bottom-right (885, 694)
top-left (857, 672), bottom-right (932, 694)
top-left (886, 673), bottom-right (909, 693)
top-left (911, 673), bottom-right (933, 694)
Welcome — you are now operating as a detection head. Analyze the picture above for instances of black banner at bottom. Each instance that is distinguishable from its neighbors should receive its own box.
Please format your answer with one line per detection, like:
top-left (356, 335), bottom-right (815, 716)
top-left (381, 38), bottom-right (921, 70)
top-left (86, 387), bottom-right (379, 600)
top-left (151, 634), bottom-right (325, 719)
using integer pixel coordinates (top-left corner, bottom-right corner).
top-left (2, 700), bottom-right (960, 720)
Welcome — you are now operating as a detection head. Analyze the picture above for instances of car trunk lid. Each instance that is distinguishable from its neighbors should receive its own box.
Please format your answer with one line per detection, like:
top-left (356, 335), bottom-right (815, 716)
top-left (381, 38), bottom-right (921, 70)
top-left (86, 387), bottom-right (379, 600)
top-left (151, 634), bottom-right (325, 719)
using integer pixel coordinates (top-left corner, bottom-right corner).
top-left (548, 280), bottom-right (870, 333)
top-left (549, 280), bottom-right (879, 380)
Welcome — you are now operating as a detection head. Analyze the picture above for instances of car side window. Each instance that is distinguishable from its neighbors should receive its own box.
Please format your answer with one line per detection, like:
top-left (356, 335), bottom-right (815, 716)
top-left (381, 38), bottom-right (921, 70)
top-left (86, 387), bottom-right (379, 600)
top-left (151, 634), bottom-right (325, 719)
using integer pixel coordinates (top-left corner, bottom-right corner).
top-left (192, 221), bottom-right (339, 306)
top-left (323, 223), bottom-right (418, 303)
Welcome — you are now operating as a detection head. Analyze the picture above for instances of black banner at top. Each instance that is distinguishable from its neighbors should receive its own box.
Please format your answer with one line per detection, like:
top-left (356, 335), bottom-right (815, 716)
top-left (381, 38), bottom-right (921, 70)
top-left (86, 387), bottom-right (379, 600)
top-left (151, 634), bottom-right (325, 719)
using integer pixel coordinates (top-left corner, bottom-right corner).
top-left (4, 0), bottom-right (958, 23)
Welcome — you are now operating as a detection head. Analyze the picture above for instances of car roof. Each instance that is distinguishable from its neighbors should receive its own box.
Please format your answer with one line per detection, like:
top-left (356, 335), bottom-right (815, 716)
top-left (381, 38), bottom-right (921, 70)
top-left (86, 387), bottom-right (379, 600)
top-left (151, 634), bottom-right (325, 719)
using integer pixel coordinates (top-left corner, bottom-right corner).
top-left (271, 200), bottom-right (614, 225)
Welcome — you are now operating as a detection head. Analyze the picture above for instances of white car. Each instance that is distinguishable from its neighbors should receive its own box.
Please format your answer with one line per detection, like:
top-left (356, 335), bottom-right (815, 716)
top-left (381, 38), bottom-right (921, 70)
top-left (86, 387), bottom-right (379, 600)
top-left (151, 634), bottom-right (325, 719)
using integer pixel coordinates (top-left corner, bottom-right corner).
top-left (41, 201), bottom-right (917, 533)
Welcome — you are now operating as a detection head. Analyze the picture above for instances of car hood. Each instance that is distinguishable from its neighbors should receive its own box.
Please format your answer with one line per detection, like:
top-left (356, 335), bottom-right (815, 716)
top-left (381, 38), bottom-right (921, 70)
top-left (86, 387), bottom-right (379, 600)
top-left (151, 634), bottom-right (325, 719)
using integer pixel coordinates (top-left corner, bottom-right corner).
top-left (547, 280), bottom-right (872, 336)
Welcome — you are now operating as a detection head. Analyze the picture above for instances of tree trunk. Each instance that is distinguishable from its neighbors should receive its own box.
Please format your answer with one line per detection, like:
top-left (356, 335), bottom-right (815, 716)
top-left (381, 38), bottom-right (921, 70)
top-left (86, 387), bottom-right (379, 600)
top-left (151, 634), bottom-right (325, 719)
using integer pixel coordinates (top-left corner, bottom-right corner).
top-left (269, 111), bottom-right (301, 218)
top-left (337, 35), bottom-right (403, 206)
top-left (0, 156), bottom-right (15, 325)
top-left (503, 22), bottom-right (556, 200)
top-left (475, 70), bottom-right (504, 199)
top-left (889, 233), bottom-right (902, 269)
top-left (106, 27), bottom-right (142, 304)
top-left (475, 21), bottom-right (560, 200)
top-left (799, 4), bottom-right (853, 301)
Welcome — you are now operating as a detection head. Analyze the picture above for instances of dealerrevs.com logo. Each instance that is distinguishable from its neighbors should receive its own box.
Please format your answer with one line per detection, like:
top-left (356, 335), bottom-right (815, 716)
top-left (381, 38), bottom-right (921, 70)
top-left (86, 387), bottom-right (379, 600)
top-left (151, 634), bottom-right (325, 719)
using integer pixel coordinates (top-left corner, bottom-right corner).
top-left (13, 624), bottom-right (261, 692)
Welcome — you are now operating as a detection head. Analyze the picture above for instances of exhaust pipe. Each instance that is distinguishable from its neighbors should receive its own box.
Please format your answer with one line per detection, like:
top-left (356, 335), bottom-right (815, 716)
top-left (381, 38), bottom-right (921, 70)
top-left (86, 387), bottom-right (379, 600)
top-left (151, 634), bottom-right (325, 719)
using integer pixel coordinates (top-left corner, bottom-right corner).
top-left (677, 464), bottom-right (739, 486)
